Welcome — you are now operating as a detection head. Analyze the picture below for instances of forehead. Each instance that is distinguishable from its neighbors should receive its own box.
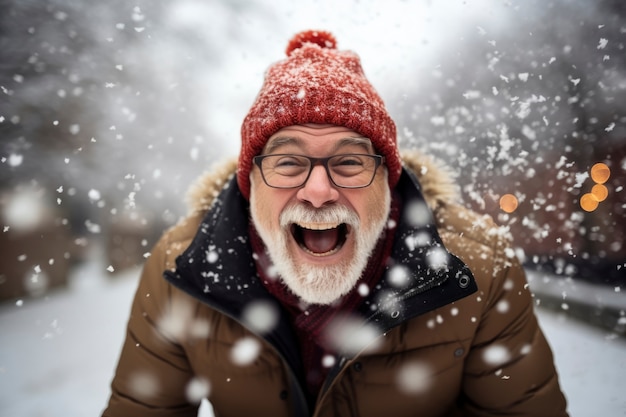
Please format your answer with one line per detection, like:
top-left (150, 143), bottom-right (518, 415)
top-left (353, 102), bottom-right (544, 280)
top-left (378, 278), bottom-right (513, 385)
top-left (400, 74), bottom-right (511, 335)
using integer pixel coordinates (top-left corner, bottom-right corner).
top-left (264, 125), bottom-right (373, 154)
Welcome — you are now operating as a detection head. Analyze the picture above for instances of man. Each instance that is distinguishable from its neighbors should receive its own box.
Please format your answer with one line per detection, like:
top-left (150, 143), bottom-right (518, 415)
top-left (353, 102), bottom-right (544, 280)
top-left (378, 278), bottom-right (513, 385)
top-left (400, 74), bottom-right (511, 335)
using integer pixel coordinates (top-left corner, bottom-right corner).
top-left (103, 30), bottom-right (568, 416)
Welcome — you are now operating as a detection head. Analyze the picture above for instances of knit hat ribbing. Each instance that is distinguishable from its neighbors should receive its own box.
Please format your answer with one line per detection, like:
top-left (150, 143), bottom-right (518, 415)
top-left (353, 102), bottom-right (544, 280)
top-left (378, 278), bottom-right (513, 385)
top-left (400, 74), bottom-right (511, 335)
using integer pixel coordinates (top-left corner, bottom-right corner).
top-left (238, 30), bottom-right (401, 199)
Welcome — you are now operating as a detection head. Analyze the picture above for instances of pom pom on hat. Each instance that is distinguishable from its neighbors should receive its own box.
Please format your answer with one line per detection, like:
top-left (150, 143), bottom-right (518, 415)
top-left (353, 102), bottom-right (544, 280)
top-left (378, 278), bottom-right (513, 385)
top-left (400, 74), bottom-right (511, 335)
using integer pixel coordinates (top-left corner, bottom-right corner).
top-left (285, 30), bottom-right (337, 55)
top-left (238, 30), bottom-right (401, 199)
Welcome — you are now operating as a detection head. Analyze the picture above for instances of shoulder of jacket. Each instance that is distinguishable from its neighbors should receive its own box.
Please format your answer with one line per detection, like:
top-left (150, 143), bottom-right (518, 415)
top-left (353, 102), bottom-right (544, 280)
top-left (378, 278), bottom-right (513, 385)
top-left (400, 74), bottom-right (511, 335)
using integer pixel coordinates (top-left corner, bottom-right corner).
top-left (400, 150), bottom-right (461, 210)
top-left (400, 150), bottom-right (512, 251)
top-left (151, 213), bottom-right (203, 271)
top-left (186, 157), bottom-right (239, 215)
top-left (154, 158), bottom-right (238, 265)
top-left (435, 202), bottom-right (513, 251)
top-left (434, 200), bottom-right (521, 305)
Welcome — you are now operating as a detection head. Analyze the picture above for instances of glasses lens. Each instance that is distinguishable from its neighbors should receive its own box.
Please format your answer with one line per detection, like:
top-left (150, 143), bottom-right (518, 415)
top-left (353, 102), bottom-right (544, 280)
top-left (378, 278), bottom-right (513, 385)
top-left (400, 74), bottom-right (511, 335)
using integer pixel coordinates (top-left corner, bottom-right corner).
top-left (261, 155), bottom-right (311, 188)
top-left (259, 154), bottom-right (380, 188)
top-left (328, 154), bottom-right (378, 187)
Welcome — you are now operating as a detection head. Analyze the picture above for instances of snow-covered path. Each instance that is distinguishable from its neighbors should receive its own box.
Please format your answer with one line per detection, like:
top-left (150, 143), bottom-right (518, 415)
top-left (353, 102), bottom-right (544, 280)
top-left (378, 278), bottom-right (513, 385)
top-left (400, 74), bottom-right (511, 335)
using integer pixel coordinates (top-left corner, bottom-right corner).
top-left (0, 263), bottom-right (624, 417)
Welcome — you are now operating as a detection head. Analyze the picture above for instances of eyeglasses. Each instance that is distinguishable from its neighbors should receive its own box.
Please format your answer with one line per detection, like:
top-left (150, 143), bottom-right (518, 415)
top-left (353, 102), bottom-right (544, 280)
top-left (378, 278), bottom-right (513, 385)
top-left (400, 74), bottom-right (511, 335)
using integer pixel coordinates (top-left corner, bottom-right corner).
top-left (253, 153), bottom-right (385, 189)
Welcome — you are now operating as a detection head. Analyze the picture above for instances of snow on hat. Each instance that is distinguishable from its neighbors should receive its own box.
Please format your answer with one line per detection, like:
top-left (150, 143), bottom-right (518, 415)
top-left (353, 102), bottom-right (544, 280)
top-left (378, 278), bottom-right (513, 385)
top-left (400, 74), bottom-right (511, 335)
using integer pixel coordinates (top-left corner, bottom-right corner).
top-left (237, 29), bottom-right (401, 199)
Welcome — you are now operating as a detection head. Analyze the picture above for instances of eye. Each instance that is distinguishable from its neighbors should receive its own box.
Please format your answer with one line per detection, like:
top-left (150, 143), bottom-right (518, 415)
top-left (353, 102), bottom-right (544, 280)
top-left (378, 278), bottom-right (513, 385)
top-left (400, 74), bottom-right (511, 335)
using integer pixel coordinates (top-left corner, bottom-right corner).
top-left (274, 155), bottom-right (305, 167)
top-left (330, 155), bottom-right (368, 177)
top-left (270, 155), bottom-right (309, 176)
top-left (332, 155), bottom-right (366, 167)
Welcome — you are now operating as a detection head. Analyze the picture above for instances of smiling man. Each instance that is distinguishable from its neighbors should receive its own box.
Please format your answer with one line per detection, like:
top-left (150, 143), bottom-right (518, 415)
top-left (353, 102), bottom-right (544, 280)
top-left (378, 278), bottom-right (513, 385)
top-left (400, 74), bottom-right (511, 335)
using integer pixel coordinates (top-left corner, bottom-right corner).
top-left (250, 125), bottom-right (391, 305)
top-left (103, 30), bottom-right (569, 416)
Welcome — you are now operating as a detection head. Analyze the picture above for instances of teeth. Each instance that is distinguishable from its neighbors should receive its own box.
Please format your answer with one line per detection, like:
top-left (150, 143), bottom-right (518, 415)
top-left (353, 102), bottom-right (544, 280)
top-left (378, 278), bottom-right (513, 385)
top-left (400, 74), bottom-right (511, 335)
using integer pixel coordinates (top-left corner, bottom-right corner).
top-left (301, 245), bottom-right (341, 257)
top-left (296, 222), bottom-right (340, 231)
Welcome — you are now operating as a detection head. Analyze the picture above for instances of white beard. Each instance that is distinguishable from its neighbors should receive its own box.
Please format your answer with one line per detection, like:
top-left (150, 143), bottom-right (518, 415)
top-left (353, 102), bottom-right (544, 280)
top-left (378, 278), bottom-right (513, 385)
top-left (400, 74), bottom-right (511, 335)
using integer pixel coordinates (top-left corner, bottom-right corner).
top-left (250, 189), bottom-right (391, 306)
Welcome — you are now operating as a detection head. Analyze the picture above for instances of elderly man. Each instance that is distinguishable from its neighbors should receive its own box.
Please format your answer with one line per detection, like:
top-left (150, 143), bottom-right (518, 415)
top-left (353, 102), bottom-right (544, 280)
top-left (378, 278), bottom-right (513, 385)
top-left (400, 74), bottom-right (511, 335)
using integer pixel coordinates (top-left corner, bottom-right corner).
top-left (103, 30), bottom-right (568, 416)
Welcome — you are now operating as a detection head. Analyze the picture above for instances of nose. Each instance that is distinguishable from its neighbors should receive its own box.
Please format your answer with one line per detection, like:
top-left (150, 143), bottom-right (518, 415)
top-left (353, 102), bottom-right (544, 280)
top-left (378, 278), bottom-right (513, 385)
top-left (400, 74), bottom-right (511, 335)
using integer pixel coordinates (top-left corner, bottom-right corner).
top-left (296, 165), bottom-right (340, 208)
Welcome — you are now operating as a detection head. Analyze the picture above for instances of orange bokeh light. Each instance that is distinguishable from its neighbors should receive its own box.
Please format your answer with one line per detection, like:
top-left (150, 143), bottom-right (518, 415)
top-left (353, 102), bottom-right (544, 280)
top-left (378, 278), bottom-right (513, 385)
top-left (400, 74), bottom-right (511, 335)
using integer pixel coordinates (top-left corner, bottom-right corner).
top-left (499, 194), bottom-right (519, 213)
top-left (580, 193), bottom-right (599, 212)
top-left (591, 184), bottom-right (608, 202)
top-left (590, 162), bottom-right (610, 184)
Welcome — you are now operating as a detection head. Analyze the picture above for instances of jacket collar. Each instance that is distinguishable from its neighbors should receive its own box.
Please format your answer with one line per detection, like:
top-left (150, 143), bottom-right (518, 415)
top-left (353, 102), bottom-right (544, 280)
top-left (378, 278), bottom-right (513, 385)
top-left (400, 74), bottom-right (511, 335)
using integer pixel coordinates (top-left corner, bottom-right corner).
top-left (165, 176), bottom-right (310, 412)
top-left (165, 167), bottom-right (477, 413)
top-left (357, 168), bottom-right (476, 331)
top-left (165, 166), bottom-right (476, 344)
top-left (164, 178), bottom-right (305, 375)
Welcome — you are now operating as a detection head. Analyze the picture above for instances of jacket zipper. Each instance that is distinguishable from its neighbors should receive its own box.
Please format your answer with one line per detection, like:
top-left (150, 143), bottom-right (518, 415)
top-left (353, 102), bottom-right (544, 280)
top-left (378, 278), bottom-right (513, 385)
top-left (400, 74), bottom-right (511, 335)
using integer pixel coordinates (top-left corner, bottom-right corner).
top-left (164, 275), bottom-right (311, 416)
top-left (315, 269), bottom-right (450, 407)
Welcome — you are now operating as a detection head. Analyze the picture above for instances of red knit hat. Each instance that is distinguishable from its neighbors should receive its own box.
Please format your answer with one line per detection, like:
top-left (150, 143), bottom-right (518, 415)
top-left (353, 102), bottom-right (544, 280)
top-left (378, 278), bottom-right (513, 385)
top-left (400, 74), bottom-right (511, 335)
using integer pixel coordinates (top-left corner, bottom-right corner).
top-left (238, 30), bottom-right (401, 199)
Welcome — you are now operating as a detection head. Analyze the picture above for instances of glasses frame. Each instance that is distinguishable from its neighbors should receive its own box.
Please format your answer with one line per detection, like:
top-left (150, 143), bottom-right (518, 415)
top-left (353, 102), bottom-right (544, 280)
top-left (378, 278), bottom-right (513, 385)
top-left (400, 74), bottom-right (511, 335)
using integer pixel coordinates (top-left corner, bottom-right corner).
top-left (252, 153), bottom-right (385, 189)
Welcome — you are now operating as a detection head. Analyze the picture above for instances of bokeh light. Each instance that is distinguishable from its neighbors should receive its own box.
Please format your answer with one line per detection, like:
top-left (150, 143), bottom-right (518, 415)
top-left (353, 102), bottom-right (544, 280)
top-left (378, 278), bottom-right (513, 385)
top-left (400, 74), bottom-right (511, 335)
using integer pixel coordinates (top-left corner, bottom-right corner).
top-left (579, 193), bottom-right (599, 212)
top-left (590, 162), bottom-right (610, 184)
top-left (591, 184), bottom-right (608, 202)
top-left (499, 194), bottom-right (519, 213)
top-left (185, 377), bottom-right (211, 404)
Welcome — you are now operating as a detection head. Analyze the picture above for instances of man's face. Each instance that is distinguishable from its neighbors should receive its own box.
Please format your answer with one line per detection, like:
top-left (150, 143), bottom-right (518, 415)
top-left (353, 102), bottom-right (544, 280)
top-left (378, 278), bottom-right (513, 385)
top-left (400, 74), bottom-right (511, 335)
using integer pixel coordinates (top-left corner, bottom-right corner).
top-left (250, 124), bottom-right (391, 305)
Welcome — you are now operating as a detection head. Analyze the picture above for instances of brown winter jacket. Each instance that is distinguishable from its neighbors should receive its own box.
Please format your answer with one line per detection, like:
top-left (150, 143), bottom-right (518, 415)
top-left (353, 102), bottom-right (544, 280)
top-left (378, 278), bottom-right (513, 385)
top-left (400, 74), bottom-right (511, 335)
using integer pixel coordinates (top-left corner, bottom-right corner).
top-left (103, 151), bottom-right (569, 417)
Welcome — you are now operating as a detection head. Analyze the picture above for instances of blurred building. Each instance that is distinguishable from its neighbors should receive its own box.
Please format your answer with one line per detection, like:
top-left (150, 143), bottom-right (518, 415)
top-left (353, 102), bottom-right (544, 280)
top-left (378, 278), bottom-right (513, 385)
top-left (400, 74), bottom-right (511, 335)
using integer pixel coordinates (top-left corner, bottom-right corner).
top-left (471, 143), bottom-right (625, 286)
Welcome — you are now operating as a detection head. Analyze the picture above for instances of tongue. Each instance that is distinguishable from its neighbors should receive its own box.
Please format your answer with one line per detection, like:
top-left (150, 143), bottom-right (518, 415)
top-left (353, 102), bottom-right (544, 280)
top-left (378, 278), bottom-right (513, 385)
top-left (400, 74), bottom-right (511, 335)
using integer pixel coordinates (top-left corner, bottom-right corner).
top-left (301, 228), bottom-right (340, 254)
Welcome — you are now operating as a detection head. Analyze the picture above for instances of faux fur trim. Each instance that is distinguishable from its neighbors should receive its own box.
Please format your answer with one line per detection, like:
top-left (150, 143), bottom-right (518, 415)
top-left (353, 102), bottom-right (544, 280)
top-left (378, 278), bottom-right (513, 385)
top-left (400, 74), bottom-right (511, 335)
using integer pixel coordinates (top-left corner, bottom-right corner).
top-left (399, 150), bottom-right (460, 208)
top-left (185, 158), bottom-right (238, 215)
top-left (185, 151), bottom-right (460, 215)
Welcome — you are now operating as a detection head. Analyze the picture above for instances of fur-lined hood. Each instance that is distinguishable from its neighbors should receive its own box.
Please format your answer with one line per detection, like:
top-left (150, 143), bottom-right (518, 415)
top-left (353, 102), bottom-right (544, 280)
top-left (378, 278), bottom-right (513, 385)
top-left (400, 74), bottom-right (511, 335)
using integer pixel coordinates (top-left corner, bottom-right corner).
top-left (185, 150), bottom-right (460, 216)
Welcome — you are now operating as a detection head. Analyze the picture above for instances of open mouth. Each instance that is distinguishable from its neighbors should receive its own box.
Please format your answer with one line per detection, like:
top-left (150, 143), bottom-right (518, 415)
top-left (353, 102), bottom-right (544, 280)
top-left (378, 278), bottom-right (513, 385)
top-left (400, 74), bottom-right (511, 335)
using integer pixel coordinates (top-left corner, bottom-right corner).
top-left (291, 222), bottom-right (349, 256)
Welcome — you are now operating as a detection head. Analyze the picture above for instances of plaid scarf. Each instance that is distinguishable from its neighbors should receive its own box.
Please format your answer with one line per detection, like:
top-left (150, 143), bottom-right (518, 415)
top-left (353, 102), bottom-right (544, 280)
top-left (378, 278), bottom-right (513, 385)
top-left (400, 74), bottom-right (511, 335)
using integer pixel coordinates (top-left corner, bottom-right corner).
top-left (249, 195), bottom-right (399, 400)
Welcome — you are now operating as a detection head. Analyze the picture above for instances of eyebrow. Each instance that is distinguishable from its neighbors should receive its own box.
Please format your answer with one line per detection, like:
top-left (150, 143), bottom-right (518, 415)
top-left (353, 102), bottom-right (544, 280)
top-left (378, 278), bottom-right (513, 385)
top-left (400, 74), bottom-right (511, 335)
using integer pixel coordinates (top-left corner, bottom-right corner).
top-left (264, 136), bottom-right (374, 154)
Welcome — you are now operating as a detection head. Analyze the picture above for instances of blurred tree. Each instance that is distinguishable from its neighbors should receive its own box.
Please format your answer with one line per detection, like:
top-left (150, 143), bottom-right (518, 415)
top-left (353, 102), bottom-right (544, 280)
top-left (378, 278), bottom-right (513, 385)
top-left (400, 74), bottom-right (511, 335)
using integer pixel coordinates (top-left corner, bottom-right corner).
top-left (0, 0), bottom-right (244, 235)
top-left (0, 0), bottom-right (273, 274)
top-left (391, 0), bottom-right (625, 282)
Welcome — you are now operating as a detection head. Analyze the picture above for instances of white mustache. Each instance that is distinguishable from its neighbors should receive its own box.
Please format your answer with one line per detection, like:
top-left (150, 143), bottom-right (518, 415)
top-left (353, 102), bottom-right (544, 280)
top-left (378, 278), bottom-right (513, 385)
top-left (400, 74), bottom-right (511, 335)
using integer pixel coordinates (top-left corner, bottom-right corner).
top-left (279, 204), bottom-right (360, 228)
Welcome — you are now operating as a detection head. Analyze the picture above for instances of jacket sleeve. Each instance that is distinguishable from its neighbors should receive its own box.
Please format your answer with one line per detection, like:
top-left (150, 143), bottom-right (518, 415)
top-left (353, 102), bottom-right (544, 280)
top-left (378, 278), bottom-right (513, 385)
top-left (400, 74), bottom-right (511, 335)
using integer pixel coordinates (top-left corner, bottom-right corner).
top-left (102, 231), bottom-right (199, 417)
top-left (461, 232), bottom-right (569, 416)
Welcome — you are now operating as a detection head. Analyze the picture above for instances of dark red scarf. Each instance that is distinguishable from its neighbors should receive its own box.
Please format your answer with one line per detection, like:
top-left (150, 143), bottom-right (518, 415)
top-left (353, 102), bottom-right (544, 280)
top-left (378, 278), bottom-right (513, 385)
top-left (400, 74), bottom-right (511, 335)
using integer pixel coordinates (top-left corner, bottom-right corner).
top-left (249, 195), bottom-right (399, 400)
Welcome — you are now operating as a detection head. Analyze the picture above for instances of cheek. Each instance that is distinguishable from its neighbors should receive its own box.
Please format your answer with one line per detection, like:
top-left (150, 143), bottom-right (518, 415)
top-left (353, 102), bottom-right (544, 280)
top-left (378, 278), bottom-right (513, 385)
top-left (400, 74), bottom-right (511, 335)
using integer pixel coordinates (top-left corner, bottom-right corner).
top-left (250, 175), bottom-right (287, 231)
top-left (362, 181), bottom-right (390, 223)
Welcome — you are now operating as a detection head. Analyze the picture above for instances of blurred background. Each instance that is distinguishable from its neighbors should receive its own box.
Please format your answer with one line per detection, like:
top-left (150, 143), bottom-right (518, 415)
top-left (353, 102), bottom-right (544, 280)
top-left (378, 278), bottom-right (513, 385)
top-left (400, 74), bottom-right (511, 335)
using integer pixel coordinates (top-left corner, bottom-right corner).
top-left (0, 0), bottom-right (625, 415)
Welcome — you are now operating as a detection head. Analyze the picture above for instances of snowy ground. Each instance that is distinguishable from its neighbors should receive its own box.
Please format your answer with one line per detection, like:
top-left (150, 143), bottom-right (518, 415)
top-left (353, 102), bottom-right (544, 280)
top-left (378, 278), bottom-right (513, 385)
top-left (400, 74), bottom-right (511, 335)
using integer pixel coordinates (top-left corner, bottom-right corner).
top-left (0, 261), bottom-right (624, 417)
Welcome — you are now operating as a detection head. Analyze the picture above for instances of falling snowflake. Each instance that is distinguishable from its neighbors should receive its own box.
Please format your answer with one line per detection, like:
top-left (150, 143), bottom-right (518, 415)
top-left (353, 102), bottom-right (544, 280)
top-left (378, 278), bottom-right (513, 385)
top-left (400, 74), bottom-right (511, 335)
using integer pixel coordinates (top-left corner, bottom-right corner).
top-left (206, 247), bottom-right (219, 263)
top-left (88, 189), bottom-right (101, 201)
top-left (426, 247), bottom-right (448, 271)
top-left (323, 315), bottom-right (381, 355)
top-left (7, 154), bottom-right (23, 167)
top-left (242, 300), bottom-right (279, 334)
top-left (129, 371), bottom-right (159, 399)
top-left (357, 283), bottom-right (370, 297)
top-left (185, 377), bottom-right (210, 403)
top-left (496, 300), bottom-right (510, 314)
top-left (230, 337), bottom-right (261, 366)
top-left (388, 265), bottom-right (410, 288)
top-left (396, 361), bottom-right (432, 394)
top-left (483, 344), bottom-right (510, 366)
